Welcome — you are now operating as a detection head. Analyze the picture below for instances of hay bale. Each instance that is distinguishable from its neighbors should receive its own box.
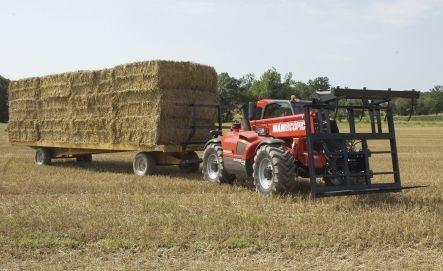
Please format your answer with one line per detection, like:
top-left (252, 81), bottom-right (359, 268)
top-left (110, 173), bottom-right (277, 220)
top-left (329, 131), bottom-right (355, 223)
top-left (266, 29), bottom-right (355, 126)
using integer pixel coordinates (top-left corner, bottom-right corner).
top-left (8, 60), bottom-right (218, 148)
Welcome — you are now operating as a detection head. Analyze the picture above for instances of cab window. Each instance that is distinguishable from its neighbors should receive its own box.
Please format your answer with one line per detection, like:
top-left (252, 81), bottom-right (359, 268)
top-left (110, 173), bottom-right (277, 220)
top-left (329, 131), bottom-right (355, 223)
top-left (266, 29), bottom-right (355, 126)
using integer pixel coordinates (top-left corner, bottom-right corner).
top-left (291, 102), bottom-right (305, 114)
top-left (262, 102), bottom-right (293, 119)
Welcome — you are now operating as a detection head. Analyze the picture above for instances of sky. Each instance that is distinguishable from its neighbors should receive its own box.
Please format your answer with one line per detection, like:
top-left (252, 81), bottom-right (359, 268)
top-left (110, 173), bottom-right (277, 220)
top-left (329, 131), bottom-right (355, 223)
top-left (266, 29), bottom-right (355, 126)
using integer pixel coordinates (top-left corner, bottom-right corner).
top-left (1, 0), bottom-right (442, 91)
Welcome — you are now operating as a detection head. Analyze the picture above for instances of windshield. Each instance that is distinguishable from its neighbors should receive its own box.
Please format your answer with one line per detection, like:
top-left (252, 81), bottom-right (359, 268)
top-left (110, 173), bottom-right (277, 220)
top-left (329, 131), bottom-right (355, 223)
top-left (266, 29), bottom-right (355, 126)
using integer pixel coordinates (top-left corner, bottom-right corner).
top-left (290, 101), bottom-right (311, 115)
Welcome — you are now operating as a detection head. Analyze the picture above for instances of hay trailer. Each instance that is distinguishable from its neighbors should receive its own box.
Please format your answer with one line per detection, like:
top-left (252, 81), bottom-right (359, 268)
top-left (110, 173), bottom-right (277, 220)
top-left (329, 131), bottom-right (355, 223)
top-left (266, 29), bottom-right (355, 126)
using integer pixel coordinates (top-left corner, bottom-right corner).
top-left (25, 103), bottom-right (222, 175)
top-left (7, 61), bottom-right (220, 175)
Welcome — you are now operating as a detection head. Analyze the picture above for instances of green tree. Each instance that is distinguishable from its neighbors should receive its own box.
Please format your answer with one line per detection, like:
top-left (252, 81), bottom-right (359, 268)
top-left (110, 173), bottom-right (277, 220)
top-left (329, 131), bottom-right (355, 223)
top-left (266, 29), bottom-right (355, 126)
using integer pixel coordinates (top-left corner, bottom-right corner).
top-left (239, 73), bottom-right (255, 91)
top-left (412, 85), bottom-right (443, 115)
top-left (0, 75), bottom-right (9, 122)
top-left (218, 72), bottom-right (249, 121)
top-left (249, 67), bottom-right (282, 99)
top-left (393, 98), bottom-right (412, 115)
top-left (428, 85), bottom-right (443, 114)
top-left (293, 77), bottom-right (331, 100)
top-left (248, 68), bottom-right (296, 99)
top-left (307, 76), bottom-right (330, 92)
top-left (293, 81), bottom-right (313, 99)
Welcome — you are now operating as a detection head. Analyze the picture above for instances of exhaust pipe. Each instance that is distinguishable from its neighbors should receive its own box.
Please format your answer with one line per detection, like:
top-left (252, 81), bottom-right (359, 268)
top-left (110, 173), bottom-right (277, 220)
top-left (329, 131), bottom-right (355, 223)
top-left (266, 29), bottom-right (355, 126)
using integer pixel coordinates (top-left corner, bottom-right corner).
top-left (241, 102), bottom-right (256, 131)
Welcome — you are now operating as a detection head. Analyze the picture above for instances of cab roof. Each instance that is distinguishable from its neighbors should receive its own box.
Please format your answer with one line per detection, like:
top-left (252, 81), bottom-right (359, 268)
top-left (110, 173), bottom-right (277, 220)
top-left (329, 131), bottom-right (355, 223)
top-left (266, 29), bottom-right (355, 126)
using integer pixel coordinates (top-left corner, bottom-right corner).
top-left (256, 98), bottom-right (311, 108)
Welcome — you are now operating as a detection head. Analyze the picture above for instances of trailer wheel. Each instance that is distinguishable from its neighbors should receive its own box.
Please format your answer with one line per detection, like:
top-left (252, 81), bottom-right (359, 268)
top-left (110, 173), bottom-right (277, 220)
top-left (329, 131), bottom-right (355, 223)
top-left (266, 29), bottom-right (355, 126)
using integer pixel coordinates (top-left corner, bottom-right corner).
top-left (133, 152), bottom-right (156, 176)
top-left (179, 151), bottom-right (200, 173)
top-left (202, 143), bottom-right (232, 183)
top-left (35, 148), bottom-right (52, 165)
top-left (253, 145), bottom-right (295, 195)
top-left (76, 154), bottom-right (92, 163)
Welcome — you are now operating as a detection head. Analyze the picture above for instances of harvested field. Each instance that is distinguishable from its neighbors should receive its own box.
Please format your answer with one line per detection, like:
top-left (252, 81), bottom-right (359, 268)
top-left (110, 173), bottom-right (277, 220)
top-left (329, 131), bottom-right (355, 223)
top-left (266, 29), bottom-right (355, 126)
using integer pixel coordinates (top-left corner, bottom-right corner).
top-left (7, 61), bottom-right (218, 149)
top-left (0, 123), bottom-right (441, 270)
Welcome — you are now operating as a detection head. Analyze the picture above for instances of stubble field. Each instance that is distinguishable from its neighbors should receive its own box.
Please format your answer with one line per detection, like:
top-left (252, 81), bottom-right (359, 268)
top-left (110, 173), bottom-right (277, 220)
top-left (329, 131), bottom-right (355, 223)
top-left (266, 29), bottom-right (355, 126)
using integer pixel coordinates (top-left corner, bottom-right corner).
top-left (0, 123), bottom-right (441, 270)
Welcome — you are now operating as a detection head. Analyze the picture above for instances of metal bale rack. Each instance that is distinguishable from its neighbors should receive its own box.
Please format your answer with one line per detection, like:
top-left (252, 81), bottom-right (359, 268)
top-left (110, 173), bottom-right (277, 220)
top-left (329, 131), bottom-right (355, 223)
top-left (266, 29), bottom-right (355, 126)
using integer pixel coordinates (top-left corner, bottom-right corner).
top-left (304, 87), bottom-right (424, 197)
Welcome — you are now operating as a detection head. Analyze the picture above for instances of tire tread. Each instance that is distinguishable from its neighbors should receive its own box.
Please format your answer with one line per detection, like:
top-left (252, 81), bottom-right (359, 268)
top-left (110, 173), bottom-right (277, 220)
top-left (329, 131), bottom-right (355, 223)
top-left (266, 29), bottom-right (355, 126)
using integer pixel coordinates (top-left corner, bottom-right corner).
top-left (253, 144), bottom-right (296, 194)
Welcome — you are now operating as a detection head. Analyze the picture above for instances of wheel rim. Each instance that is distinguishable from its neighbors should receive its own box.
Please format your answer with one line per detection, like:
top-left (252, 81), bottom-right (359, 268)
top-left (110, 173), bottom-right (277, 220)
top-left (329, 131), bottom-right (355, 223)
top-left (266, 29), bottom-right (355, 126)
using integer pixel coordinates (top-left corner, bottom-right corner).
top-left (206, 153), bottom-right (219, 180)
top-left (35, 151), bottom-right (44, 165)
top-left (134, 156), bottom-right (147, 175)
top-left (258, 158), bottom-right (273, 190)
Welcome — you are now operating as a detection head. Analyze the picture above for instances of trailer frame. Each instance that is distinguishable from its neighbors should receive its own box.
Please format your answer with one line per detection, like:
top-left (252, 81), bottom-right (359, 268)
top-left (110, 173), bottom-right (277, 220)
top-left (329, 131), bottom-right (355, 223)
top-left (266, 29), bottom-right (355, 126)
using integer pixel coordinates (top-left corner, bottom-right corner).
top-left (16, 103), bottom-right (221, 174)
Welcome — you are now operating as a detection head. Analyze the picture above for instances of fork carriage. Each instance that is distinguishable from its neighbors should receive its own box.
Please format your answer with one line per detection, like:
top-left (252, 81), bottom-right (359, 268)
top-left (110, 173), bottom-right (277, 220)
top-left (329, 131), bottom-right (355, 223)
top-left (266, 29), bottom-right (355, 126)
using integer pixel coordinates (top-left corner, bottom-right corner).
top-left (305, 87), bottom-right (423, 196)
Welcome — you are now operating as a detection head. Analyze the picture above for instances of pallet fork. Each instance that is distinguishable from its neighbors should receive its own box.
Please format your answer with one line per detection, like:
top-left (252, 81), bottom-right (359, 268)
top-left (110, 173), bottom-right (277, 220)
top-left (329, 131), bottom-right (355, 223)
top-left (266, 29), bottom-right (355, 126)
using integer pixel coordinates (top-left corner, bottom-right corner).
top-left (304, 87), bottom-right (425, 197)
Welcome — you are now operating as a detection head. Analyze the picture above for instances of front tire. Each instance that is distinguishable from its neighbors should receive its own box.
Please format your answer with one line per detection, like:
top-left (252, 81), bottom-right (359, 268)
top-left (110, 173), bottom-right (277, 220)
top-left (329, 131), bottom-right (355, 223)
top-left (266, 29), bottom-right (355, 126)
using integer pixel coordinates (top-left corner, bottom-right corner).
top-left (133, 152), bottom-right (156, 176)
top-left (35, 148), bottom-right (52, 165)
top-left (202, 143), bottom-right (232, 183)
top-left (253, 145), bottom-right (295, 195)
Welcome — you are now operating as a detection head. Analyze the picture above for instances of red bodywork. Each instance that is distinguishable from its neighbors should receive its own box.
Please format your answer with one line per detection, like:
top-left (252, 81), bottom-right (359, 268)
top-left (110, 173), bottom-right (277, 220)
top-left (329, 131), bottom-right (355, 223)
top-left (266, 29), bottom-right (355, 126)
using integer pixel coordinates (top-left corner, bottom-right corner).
top-left (220, 99), bottom-right (326, 175)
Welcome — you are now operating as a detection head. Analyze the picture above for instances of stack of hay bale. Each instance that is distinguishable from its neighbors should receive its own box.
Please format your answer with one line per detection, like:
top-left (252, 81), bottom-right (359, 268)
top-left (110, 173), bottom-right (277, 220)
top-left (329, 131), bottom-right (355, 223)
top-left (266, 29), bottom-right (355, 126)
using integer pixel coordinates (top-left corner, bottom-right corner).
top-left (8, 61), bottom-right (218, 148)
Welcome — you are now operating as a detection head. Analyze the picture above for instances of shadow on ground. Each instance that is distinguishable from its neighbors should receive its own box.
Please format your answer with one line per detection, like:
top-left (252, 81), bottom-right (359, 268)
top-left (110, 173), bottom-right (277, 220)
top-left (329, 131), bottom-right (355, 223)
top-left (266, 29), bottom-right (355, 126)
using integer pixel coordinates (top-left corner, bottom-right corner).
top-left (53, 160), bottom-right (134, 174)
top-left (351, 192), bottom-right (441, 209)
top-left (233, 177), bottom-right (313, 198)
top-left (51, 159), bottom-right (203, 181)
top-left (49, 159), bottom-right (438, 207)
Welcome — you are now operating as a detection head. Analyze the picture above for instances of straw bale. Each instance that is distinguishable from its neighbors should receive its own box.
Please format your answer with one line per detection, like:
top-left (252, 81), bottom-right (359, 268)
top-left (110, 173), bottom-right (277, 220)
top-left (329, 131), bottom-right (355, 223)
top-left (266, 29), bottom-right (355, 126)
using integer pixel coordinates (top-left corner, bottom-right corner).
top-left (8, 60), bottom-right (218, 149)
top-left (39, 73), bottom-right (71, 99)
top-left (7, 120), bottom-right (39, 142)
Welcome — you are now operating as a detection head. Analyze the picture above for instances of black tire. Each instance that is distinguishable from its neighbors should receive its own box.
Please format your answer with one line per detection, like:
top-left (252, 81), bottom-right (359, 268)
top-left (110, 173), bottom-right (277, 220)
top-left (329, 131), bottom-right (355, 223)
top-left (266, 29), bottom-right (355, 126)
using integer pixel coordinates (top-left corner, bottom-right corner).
top-left (179, 151), bottom-right (200, 173)
top-left (202, 143), bottom-right (233, 183)
top-left (253, 144), bottom-right (295, 195)
top-left (76, 154), bottom-right (92, 163)
top-left (35, 148), bottom-right (52, 165)
top-left (133, 152), bottom-right (156, 176)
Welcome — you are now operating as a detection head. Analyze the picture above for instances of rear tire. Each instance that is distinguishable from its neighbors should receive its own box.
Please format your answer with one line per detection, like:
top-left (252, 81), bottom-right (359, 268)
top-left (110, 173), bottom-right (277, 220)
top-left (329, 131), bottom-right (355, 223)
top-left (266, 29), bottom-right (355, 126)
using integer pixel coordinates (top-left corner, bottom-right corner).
top-left (202, 143), bottom-right (233, 183)
top-left (35, 148), bottom-right (52, 165)
top-left (76, 154), bottom-right (92, 163)
top-left (133, 152), bottom-right (156, 176)
top-left (179, 151), bottom-right (200, 173)
top-left (253, 145), bottom-right (295, 195)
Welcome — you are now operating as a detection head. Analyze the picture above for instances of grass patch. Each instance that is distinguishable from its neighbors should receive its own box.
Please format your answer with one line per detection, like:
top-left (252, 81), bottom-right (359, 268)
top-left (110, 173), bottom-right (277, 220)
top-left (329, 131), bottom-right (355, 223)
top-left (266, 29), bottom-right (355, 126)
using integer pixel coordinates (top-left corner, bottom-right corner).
top-left (224, 236), bottom-right (251, 249)
top-left (0, 235), bottom-right (81, 249)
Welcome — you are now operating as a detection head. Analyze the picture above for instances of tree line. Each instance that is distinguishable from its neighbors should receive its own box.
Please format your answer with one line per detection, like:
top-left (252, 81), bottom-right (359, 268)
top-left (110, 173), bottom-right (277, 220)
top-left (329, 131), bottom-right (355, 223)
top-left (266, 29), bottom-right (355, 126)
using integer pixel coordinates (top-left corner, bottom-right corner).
top-left (0, 70), bottom-right (442, 123)
top-left (218, 68), bottom-right (443, 121)
top-left (0, 75), bottom-right (8, 123)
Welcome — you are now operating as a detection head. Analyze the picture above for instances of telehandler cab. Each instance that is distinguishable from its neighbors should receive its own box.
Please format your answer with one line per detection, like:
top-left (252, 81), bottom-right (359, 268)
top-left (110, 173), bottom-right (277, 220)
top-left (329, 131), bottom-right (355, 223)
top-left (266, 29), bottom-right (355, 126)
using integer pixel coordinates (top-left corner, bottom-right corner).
top-left (202, 87), bottom-right (423, 197)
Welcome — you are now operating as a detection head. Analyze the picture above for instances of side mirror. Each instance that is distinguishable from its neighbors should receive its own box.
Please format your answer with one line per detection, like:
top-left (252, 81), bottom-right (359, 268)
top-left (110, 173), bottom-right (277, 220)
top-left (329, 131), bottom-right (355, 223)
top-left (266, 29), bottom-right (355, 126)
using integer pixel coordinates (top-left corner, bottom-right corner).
top-left (248, 102), bottom-right (257, 121)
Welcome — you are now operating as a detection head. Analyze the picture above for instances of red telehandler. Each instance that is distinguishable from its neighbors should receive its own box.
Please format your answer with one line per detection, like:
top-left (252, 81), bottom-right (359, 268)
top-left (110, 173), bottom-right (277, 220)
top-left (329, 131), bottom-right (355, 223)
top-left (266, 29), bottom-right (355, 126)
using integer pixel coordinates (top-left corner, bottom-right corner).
top-left (201, 88), bottom-right (423, 197)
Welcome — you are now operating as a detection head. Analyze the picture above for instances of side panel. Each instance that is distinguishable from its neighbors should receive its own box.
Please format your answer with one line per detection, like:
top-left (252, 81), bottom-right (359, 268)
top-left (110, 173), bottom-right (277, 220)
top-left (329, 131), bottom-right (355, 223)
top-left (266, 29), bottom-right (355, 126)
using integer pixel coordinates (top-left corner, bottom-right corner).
top-left (250, 113), bottom-right (316, 139)
top-left (221, 130), bottom-right (274, 177)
